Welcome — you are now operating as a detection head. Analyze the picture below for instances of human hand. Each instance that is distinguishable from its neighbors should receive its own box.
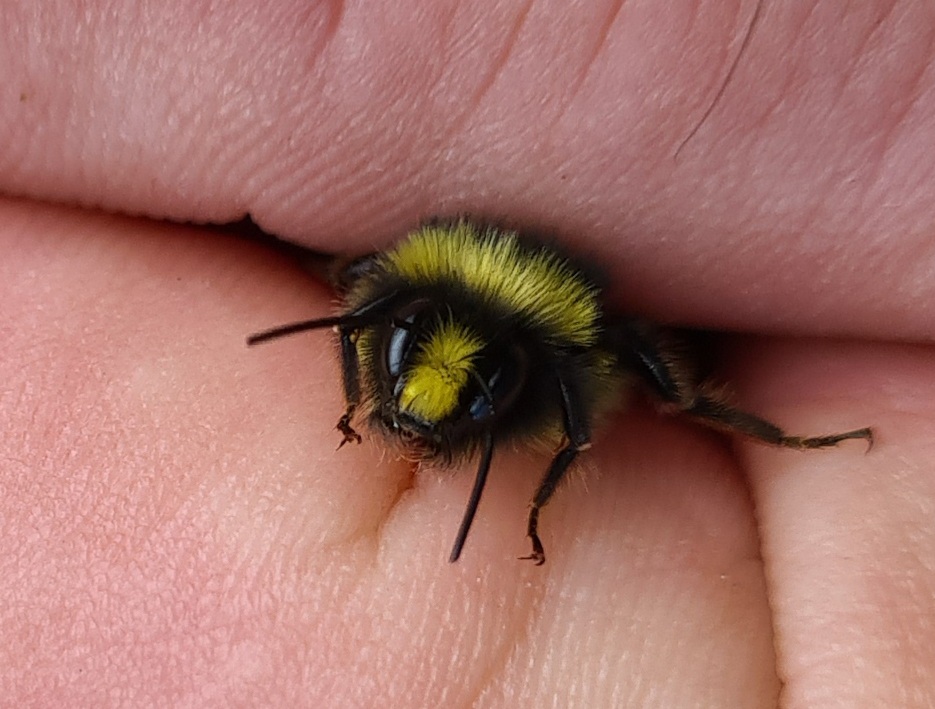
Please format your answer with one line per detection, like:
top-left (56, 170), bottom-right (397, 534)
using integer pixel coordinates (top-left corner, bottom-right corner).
top-left (2, 2), bottom-right (933, 706)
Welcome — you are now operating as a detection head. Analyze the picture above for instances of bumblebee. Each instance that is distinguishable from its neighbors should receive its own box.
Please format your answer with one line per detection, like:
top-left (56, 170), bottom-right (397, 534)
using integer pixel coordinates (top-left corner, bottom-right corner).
top-left (248, 220), bottom-right (872, 565)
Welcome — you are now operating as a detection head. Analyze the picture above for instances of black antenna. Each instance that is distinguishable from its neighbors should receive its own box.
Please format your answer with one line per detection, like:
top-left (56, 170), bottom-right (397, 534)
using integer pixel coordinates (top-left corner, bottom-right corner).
top-left (448, 432), bottom-right (494, 563)
top-left (246, 316), bottom-right (348, 346)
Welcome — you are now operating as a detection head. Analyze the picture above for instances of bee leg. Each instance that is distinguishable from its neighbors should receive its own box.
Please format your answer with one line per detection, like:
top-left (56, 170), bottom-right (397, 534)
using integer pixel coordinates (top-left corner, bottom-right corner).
top-left (333, 292), bottom-right (418, 448)
top-left (678, 395), bottom-right (873, 450)
top-left (520, 372), bottom-right (591, 565)
top-left (248, 291), bottom-right (407, 449)
top-left (622, 322), bottom-right (873, 449)
top-left (521, 445), bottom-right (579, 565)
top-left (335, 410), bottom-right (361, 448)
top-left (335, 327), bottom-right (363, 448)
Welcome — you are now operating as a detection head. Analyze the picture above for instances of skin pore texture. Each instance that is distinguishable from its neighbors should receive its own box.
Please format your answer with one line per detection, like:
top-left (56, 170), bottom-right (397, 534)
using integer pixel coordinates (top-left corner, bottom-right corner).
top-left (2, 1), bottom-right (935, 707)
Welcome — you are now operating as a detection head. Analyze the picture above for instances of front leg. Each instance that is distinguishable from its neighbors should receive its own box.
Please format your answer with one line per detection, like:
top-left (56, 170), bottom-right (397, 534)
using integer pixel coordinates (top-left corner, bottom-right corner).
top-left (335, 327), bottom-right (363, 448)
top-left (520, 368), bottom-right (592, 565)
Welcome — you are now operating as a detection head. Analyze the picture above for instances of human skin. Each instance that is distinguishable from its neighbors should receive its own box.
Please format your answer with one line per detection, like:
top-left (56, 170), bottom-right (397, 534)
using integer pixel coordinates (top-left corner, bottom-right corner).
top-left (2, 1), bottom-right (935, 707)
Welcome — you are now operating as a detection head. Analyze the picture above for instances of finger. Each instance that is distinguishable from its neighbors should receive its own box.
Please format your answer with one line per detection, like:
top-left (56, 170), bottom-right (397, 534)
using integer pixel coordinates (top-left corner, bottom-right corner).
top-left (2, 3), bottom-right (935, 337)
top-left (729, 338), bottom-right (935, 706)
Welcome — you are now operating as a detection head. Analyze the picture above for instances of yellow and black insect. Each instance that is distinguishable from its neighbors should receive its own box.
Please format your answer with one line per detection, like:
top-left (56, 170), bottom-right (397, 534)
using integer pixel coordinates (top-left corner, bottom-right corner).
top-left (248, 219), bottom-right (872, 565)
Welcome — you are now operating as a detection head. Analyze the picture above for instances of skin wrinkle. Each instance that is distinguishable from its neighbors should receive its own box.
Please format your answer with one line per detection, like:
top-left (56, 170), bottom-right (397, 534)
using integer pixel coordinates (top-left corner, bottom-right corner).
top-left (755, 2), bottom-right (822, 127)
top-left (473, 593), bottom-right (546, 708)
top-left (835, 3), bottom-right (904, 127)
top-left (206, 1), bottom-right (347, 213)
top-left (319, 0), bottom-right (347, 51)
top-left (464, 597), bottom-right (534, 709)
top-left (228, 4), bottom-right (349, 215)
top-left (675, 0), bottom-right (760, 157)
top-left (452, 603), bottom-right (501, 708)
top-left (796, 3), bottom-right (872, 113)
top-left (785, 190), bottom-right (837, 256)
top-left (809, 4), bottom-right (935, 237)
top-left (746, 443), bottom-right (787, 704)
top-left (306, 4), bottom-right (540, 231)
top-left (862, 92), bottom-right (925, 221)
top-left (444, 0), bottom-right (535, 141)
top-left (728, 5), bottom-right (934, 241)
top-left (362, 459), bottom-right (416, 564)
top-left (268, 5), bottom-right (494, 235)
top-left (558, 0), bottom-right (628, 113)
top-left (858, 18), bottom-right (935, 204)
top-left (847, 0), bottom-right (901, 65)
top-left (432, 0), bottom-right (466, 75)
top-left (376, 544), bottom-right (527, 706)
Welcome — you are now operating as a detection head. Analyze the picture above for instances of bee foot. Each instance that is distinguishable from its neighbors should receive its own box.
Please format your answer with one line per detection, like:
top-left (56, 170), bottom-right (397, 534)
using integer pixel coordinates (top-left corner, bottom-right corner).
top-left (336, 415), bottom-right (362, 449)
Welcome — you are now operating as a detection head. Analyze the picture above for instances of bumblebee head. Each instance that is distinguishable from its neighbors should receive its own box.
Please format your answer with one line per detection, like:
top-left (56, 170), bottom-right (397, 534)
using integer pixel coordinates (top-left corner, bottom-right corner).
top-left (370, 297), bottom-right (528, 451)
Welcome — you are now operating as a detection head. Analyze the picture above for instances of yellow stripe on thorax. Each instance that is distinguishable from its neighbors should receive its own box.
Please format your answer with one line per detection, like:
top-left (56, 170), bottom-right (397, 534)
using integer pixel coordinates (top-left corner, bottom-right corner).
top-left (398, 319), bottom-right (483, 422)
top-left (387, 222), bottom-right (600, 346)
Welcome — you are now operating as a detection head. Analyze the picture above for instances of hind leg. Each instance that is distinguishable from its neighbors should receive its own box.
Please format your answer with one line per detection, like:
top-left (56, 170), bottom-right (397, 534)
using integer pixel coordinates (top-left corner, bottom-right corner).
top-left (620, 321), bottom-right (873, 448)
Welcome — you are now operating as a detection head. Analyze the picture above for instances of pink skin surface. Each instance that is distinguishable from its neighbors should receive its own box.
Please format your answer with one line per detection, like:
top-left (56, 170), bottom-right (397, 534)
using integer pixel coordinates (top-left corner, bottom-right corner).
top-left (2, 1), bottom-right (934, 706)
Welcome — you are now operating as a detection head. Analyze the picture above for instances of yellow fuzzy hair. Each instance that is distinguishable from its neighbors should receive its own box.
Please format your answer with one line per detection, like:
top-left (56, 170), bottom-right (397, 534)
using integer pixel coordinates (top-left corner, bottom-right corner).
top-left (398, 319), bottom-right (484, 422)
top-left (386, 222), bottom-right (600, 346)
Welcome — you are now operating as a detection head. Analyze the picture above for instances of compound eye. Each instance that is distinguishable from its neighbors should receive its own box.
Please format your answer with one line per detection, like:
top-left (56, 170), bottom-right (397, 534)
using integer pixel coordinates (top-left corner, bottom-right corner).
top-left (385, 321), bottom-right (411, 378)
top-left (383, 299), bottom-right (431, 379)
top-left (467, 344), bottom-right (528, 422)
